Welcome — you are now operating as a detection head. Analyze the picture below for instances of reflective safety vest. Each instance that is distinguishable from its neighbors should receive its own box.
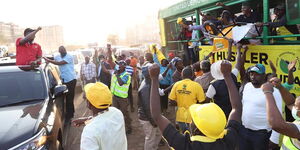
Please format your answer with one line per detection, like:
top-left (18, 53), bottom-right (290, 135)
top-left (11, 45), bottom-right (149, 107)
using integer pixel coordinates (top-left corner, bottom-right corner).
top-left (110, 72), bottom-right (131, 98)
top-left (281, 121), bottom-right (300, 150)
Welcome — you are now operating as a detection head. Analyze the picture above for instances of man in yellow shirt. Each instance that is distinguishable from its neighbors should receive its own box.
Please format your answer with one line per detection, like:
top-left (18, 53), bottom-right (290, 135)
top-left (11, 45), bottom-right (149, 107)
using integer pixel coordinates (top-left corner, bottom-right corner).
top-left (169, 66), bottom-right (205, 132)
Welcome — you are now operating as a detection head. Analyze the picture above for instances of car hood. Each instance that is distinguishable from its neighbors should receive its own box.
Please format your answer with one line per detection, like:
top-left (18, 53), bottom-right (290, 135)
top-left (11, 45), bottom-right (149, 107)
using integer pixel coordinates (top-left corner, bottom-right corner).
top-left (0, 101), bottom-right (44, 149)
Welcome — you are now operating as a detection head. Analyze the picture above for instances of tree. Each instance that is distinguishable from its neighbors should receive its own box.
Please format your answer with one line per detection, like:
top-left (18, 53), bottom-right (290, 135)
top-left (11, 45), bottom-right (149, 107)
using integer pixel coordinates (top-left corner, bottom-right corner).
top-left (107, 34), bottom-right (119, 45)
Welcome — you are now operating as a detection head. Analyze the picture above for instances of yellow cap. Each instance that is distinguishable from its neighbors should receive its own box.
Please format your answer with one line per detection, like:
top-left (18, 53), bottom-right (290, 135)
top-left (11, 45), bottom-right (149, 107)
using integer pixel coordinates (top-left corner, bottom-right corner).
top-left (84, 82), bottom-right (112, 109)
top-left (189, 103), bottom-right (227, 139)
top-left (177, 17), bottom-right (183, 24)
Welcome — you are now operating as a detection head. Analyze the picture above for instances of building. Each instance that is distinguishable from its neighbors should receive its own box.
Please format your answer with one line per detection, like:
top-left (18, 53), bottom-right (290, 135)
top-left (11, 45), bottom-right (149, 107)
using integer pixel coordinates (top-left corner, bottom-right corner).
top-left (125, 15), bottom-right (160, 46)
top-left (0, 22), bottom-right (23, 44)
top-left (35, 25), bottom-right (64, 54)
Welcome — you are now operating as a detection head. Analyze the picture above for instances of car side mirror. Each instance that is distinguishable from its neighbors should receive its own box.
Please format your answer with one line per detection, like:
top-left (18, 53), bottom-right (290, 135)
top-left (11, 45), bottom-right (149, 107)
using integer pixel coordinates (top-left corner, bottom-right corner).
top-left (54, 85), bottom-right (68, 97)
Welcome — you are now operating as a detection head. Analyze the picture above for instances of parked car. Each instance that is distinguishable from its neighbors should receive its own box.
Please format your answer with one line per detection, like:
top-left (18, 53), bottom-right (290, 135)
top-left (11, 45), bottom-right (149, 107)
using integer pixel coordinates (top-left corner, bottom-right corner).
top-left (0, 61), bottom-right (67, 150)
top-left (0, 46), bottom-right (9, 58)
top-left (69, 51), bottom-right (85, 89)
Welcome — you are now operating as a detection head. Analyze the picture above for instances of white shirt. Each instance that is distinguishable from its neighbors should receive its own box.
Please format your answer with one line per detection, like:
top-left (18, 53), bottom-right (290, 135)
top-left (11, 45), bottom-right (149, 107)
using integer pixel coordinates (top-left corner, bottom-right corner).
top-left (80, 107), bottom-right (127, 150)
top-left (206, 68), bottom-right (239, 98)
top-left (242, 82), bottom-right (283, 131)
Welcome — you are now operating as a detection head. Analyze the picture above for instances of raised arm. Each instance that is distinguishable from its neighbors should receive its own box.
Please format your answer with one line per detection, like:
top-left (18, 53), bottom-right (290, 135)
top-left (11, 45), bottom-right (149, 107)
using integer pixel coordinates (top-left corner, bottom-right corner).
top-left (262, 82), bottom-right (300, 139)
top-left (226, 39), bottom-right (233, 61)
top-left (149, 64), bottom-right (170, 132)
top-left (221, 60), bottom-right (242, 123)
top-left (19, 27), bottom-right (42, 45)
top-left (287, 59), bottom-right (297, 85)
top-left (269, 60), bottom-right (277, 77)
top-left (239, 45), bottom-right (248, 81)
top-left (43, 57), bottom-right (67, 65)
top-left (269, 77), bottom-right (295, 109)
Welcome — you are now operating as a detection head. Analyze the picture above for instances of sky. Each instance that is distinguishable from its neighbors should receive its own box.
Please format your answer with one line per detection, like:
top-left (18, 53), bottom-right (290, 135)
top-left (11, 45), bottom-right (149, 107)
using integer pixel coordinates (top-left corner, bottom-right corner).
top-left (0, 0), bottom-right (181, 45)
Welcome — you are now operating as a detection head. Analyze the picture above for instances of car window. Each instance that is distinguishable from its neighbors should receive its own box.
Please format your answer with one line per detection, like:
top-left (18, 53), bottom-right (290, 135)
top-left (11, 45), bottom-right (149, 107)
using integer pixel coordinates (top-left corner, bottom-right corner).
top-left (0, 71), bottom-right (47, 106)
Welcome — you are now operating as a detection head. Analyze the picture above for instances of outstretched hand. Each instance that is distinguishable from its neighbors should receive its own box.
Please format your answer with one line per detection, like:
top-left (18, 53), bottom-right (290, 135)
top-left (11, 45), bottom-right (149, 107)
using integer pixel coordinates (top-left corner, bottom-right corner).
top-left (36, 27), bottom-right (42, 31)
top-left (148, 64), bottom-right (160, 79)
top-left (220, 60), bottom-right (232, 77)
top-left (269, 77), bottom-right (282, 89)
top-left (288, 59), bottom-right (297, 72)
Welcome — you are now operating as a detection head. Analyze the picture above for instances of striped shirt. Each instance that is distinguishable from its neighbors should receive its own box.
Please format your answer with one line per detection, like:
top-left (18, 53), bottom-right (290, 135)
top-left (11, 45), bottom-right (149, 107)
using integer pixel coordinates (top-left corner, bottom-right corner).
top-left (125, 66), bottom-right (134, 76)
top-left (81, 62), bottom-right (96, 81)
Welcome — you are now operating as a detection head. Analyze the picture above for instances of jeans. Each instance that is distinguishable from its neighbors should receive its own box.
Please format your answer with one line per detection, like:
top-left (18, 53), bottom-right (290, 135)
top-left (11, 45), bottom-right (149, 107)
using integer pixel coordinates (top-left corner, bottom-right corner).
top-left (113, 96), bottom-right (132, 131)
top-left (239, 126), bottom-right (272, 150)
top-left (63, 79), bottom-right (77, 119)
top-left (139, 120), bottom-right (161, 150)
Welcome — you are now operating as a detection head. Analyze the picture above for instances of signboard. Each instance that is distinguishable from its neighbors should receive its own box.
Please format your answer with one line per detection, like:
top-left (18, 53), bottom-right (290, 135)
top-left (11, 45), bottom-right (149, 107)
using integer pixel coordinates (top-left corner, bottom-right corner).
top-left (199, 45), bottom-right (300, 96)
top-left (159, 0), bottom-right (219, 19)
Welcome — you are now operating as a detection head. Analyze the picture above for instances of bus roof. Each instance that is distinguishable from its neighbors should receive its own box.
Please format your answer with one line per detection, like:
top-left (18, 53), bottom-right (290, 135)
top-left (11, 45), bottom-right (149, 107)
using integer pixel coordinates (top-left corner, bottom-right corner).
top-left (159, 0), bottom-right (248, 19)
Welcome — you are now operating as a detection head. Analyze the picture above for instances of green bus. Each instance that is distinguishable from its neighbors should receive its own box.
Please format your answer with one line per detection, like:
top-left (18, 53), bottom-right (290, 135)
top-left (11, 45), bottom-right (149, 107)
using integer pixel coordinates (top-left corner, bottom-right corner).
top-left (158, 0), bottom-right (300, 95)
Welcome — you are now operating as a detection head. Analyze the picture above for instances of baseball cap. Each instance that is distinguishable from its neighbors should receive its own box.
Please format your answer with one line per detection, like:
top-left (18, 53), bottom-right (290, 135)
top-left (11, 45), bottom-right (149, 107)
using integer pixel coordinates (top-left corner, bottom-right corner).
top-left (84, 82), bottom-right (112, 109)
top-left (249, 64), bottom-right (266, 74)
top-left (115, 60), bottom-right (127, 66)
top-left (168, 52), bottom-right (175, 58)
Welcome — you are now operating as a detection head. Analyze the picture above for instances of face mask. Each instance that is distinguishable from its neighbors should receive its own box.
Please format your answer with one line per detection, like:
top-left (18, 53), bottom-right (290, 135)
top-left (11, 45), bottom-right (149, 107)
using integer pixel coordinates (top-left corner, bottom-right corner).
top-left (292, 107), bottom-right (300, 121)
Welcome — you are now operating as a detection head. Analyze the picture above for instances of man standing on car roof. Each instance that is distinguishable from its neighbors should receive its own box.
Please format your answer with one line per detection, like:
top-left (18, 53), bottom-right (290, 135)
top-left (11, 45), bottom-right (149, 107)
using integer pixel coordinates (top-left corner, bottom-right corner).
top-left (44, 46), bottom-right (77, 121)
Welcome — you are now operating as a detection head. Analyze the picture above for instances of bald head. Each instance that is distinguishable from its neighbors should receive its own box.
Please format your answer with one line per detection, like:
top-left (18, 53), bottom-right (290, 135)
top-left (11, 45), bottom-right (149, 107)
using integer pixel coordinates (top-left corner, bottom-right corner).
top-left (182, 66), bottom-right (194, 79)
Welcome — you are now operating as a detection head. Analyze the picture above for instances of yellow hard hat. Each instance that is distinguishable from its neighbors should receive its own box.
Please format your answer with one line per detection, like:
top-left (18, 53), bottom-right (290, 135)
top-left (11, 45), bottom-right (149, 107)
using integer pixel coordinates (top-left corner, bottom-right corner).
top-left (84, 82), bottom-right (112, 109)
top-left (177, 17), bottom-right (183, 24)
top-left (189, 103), bottom-right (227, 139)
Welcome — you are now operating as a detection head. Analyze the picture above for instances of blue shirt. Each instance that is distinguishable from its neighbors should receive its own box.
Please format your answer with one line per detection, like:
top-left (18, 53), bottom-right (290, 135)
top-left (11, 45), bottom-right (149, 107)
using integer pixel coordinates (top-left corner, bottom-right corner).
top-left (114, 65), bottom-right (134, 76)
top-left (119, 71), bottom-right (129, 84)
top-left (154, 54), bottom-right (172, 85)
top-left (54, 54), bottom-right (76, 83)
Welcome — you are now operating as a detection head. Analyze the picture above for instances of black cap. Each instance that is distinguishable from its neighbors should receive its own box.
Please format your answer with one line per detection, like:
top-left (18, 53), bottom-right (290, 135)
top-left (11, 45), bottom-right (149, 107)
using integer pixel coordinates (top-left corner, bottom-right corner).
top-left (24, 28), bottom-right (35, 36)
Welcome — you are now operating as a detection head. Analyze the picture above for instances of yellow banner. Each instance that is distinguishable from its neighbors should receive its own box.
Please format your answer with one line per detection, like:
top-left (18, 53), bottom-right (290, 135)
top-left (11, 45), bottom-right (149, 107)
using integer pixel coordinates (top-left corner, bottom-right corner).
top-left (212, 38), bottom-right (229, 52)
top-left (159, 19), bottom-right (167, 47)
top-left (199, 45), bottom-right (300, 96)
top-left (150, 44), bottom-right (166, 63)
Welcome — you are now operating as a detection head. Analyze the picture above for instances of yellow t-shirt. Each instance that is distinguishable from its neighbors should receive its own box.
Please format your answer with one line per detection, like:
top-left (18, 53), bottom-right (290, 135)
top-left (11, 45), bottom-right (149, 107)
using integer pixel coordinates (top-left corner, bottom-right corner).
top-left (169, 79), bottom-right (205, 123)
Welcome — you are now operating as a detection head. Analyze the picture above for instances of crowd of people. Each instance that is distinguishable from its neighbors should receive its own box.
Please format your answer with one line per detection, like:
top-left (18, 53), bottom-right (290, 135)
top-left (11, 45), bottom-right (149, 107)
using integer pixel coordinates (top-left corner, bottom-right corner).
top-left (13, 3), bottom-right (300, 148)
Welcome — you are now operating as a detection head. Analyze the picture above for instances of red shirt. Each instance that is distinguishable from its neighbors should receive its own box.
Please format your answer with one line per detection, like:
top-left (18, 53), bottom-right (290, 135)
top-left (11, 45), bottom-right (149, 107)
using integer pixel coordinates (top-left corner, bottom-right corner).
top-left (16, 38), bottom-right (42, 65)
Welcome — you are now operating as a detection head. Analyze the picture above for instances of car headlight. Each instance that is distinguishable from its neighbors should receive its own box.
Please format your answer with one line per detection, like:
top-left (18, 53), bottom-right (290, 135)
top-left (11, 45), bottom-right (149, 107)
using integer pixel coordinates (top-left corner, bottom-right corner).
top-left (9, 128), bottom-right (48, 150)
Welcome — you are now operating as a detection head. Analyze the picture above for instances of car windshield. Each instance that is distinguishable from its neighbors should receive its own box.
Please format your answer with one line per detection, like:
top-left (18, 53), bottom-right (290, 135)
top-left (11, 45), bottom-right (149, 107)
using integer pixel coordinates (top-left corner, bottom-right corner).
top-left (0, 70), bottom-right (47, 107)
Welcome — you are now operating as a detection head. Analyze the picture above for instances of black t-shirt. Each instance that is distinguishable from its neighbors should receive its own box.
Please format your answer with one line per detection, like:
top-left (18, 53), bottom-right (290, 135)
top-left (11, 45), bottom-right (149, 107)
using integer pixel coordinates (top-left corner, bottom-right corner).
top-left (163, 120), bottom-right (241, 150)
top-left (236, 12), bottom-right (261, 23)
